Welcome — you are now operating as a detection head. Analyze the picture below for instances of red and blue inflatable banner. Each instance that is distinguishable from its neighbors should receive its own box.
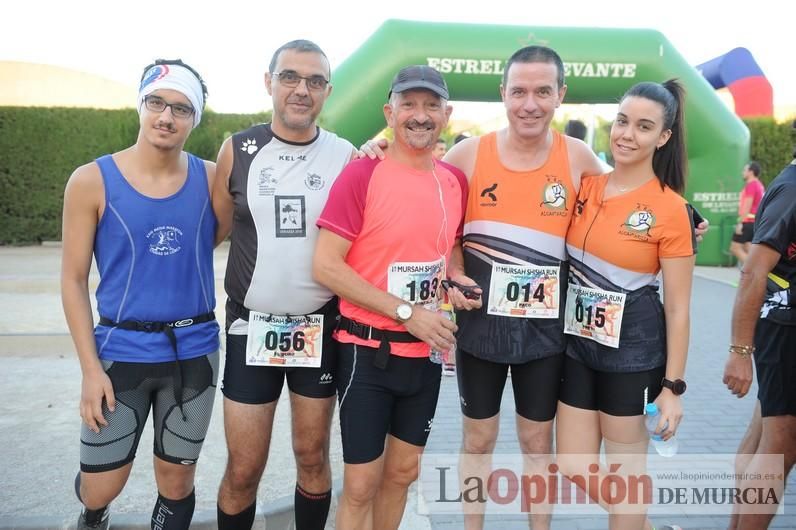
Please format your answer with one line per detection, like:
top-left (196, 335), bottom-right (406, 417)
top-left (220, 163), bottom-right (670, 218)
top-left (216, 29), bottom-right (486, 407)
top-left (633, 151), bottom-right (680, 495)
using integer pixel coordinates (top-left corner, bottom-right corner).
top-left (697, 47), bottom-right (773, 118)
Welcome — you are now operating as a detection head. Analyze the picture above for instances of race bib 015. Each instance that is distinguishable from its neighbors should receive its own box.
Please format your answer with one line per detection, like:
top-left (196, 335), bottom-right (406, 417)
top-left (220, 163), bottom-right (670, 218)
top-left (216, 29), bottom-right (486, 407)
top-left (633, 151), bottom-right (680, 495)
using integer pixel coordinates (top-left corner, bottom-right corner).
top-left (563, 283), bottom-right (626, 348)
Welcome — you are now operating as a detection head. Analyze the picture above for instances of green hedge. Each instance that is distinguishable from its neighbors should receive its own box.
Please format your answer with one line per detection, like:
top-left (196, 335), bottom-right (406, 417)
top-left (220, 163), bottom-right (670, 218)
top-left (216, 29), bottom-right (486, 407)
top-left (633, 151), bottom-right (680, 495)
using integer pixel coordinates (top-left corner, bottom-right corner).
top-left (1, 107), bottom-right (793, 245)
top-left (743, 117), bottom-right (795, 186)
top-left (0, 107), bottom-right (270, 244)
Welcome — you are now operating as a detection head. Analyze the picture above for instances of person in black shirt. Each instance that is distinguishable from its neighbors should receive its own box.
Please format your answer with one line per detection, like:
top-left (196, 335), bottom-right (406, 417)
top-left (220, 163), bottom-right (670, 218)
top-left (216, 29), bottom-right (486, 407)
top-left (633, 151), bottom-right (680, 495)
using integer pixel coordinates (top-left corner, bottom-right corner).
top-left (724, 155), bottom-right (796, 530)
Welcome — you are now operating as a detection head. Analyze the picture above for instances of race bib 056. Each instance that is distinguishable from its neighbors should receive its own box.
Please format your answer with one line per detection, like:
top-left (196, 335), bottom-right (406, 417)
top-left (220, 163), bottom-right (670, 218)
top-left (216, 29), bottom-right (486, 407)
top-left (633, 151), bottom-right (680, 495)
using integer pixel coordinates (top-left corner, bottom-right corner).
top-left (246, 312), bottom-right (323, 367)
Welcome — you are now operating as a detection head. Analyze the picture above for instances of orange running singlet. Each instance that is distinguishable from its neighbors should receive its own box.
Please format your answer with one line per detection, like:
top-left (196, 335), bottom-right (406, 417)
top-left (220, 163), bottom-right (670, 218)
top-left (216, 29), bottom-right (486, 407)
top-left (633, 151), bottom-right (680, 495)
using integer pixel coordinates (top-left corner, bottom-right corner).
top-left (457, 131), bottom-right (575, 363)
top-left (564, 173), bottom-right (696, 372)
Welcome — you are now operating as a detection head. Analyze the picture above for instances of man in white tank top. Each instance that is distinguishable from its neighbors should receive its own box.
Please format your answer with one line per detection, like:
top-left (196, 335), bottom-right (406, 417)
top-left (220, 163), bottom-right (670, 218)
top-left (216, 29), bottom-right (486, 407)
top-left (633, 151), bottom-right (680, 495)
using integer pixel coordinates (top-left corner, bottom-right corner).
top-left (212, 40), bottom-right (355, 530)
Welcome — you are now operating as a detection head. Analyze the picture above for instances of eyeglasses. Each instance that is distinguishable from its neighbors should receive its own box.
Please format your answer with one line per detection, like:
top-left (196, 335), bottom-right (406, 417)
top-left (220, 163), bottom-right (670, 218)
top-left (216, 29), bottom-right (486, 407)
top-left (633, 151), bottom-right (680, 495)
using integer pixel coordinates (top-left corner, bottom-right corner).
top-left (272, 71), bottom-right (329, 91)
top-left (143, 95), bottom-right (195, 119)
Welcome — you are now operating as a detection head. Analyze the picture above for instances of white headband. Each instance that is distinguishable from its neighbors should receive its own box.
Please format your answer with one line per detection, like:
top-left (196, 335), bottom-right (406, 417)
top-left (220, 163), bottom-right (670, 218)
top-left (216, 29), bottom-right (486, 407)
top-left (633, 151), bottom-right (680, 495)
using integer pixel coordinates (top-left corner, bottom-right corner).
top-left (138, 63), bottom-right (204, 127)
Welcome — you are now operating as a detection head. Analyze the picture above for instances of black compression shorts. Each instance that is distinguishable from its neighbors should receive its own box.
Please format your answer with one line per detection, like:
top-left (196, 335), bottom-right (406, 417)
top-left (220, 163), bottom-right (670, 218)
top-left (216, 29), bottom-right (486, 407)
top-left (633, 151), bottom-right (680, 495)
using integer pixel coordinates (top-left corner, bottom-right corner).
top-left (336, 343), bottom-right (441, 464)
top-left (221, 298), bottom-right (339, 404)
top-left (732, 222), bottom-right (755, 244)
top-left (754, 319), bottom-right (796, 417)
top-left (456, 349), bottom-right (563, 421)
top-left (559, 354), bottom-right (664, 417)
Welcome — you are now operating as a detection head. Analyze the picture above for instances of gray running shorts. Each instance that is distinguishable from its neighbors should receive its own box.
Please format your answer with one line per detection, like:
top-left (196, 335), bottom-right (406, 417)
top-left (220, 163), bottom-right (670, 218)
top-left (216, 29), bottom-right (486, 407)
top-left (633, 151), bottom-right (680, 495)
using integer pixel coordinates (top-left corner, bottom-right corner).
top-left (80, 352), bottom-right (218, 472)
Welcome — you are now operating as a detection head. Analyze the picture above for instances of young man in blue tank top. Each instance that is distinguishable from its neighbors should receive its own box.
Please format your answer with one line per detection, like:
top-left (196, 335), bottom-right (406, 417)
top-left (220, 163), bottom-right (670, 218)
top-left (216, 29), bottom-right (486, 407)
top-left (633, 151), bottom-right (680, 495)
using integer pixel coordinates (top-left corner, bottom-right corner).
top-left (212, 40), bottom-right (355, 530)
top-left (61, 59), bottom-right (219, 530)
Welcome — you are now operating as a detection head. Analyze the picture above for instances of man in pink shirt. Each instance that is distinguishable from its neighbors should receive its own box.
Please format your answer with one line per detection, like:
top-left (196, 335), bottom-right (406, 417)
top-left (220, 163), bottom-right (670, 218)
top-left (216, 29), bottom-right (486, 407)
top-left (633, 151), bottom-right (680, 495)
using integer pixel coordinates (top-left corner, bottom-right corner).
top-left (313, 65), bottom-right (480, 530)
top-left (730, 161), bottom-right (765, 265)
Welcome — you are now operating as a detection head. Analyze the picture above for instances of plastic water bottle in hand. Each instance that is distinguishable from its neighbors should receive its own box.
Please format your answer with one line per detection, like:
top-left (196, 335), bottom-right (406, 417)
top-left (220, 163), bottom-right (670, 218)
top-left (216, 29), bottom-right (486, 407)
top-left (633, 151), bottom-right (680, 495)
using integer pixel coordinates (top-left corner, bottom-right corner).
top-left (430, 303), bottom-right (455, 365)
top-left (645, 403), bottom-right (679, 457)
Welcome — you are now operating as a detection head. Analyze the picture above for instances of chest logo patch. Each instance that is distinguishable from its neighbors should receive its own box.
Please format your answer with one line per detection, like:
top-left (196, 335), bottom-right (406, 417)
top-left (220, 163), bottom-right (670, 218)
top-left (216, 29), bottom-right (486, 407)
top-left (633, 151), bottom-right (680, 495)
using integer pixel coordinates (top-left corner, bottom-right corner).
top-left (241, 138), bottom-right (258, 154)
top-left (621, 204), bottom-right (656, 237)
top-left (305, 172), bottom-right (325, 190)
top-left (480, 183), bottom-right (498, 206)
top-left (275, 195), bottom-right (307, 238)
top-left (540, 176), bottom-right (567, 211)
top-left (258, 167), bottom-right (278, 196)
top-left (147, 225), bottom-right (183, 256)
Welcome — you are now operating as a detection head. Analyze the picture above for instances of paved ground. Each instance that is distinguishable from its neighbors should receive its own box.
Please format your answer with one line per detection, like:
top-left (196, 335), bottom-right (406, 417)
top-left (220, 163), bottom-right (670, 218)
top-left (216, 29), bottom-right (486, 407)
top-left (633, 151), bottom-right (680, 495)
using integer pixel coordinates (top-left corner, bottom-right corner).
top-left (423, 268), bottom-right (796, 529)
top-left (0, 245), bottom-right (428, 530)
top-left (1, 246), bottom-right (794, 529)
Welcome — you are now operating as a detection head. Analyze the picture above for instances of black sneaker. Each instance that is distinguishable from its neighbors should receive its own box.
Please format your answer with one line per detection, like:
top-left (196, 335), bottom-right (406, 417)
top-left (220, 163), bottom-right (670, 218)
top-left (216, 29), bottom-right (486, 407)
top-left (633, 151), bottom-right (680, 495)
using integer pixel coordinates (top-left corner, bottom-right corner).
top-left (77, 506), bottom-right (110, 530)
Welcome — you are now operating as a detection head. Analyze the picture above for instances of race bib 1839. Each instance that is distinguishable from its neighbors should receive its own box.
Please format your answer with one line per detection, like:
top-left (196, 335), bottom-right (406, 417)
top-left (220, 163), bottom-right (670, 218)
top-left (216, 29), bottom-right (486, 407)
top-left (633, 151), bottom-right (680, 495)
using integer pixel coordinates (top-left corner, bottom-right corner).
top-left (487, 263), bottom-right (560, 319)
top-left (563, 283), bottom-right (626, 348)
top-left (388, 258), bottom-right (445, 311)
top-left (246, 313), bottom-right (323, 367)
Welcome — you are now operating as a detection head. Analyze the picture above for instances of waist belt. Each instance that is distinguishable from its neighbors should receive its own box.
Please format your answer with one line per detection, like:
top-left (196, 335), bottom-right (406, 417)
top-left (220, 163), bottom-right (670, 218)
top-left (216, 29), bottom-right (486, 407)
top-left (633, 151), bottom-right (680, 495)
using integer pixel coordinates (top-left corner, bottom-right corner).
top-left (99, 311), bottom-right (216, 419)
top-left (228, 299), bottom-right (324, 323)
top-left (99, 312), bottom-right (215, 353)
top-left (337, 315), bottom-right (421, 369)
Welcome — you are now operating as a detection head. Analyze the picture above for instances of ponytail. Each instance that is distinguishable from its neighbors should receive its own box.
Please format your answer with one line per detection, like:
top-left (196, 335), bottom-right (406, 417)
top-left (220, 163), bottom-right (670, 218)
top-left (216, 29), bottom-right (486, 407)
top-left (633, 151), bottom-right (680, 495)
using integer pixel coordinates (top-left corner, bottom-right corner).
top-left (621, 79), bottom-right (687, 193)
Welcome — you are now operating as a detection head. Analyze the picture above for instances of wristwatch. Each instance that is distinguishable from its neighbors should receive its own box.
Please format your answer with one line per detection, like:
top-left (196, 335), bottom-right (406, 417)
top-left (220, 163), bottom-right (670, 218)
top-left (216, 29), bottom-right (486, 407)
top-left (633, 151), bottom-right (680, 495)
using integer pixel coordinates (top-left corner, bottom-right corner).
top-left (395, 303), bottom-right (413, 323)
top-left (661, 378), bottom-right (687, 396)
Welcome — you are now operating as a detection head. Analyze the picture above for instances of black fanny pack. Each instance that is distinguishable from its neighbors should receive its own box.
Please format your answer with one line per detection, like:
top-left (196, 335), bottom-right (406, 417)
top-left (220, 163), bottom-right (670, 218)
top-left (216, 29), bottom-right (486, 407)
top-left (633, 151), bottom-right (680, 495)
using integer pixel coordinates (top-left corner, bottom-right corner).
top-left (337, 315), bottom-right (421, 369)
top-left (99, 311), bottom-right (216, 354)
top-left (98, 311), bottom-right (216, 419)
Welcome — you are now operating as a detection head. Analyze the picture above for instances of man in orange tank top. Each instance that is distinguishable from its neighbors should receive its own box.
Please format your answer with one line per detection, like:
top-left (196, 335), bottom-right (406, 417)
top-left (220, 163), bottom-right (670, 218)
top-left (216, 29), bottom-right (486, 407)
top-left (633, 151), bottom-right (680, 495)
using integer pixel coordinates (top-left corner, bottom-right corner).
top-left (443, 45), bottom-right (605, 530)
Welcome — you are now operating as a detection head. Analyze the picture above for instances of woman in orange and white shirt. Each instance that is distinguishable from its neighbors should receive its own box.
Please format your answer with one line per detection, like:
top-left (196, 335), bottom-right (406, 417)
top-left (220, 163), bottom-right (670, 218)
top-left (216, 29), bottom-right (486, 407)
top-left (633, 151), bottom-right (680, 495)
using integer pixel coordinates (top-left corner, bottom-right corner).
top-left (557, 80), bottom-right (696, 530)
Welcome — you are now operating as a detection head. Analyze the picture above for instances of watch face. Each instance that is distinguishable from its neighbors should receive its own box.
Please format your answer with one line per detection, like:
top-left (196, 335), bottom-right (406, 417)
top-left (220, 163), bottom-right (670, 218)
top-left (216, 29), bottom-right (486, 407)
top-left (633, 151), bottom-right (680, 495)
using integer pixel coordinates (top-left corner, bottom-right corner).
top-left (397, 304), bottom-right (412, 321)
top-left (664, 378), bottom-right (687, 395)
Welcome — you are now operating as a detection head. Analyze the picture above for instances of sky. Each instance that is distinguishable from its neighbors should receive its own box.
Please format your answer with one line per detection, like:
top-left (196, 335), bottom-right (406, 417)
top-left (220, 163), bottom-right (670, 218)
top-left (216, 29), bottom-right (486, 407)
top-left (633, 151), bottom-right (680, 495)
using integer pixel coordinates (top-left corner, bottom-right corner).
top-left (2, 0), bottom-right (793, 118)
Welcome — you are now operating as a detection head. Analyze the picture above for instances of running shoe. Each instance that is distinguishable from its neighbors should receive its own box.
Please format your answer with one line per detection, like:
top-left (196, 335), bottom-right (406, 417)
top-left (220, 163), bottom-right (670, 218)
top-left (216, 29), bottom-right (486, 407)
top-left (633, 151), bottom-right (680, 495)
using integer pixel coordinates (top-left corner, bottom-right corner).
top-left (77, 506), bottom-right (110, 530)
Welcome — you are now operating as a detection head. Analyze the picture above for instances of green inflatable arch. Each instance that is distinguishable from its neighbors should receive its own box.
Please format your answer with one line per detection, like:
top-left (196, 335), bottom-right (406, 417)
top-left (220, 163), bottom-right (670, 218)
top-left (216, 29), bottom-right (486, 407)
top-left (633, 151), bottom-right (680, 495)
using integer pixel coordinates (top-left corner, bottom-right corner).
top-left (320, 19), bottom-right (749, 266)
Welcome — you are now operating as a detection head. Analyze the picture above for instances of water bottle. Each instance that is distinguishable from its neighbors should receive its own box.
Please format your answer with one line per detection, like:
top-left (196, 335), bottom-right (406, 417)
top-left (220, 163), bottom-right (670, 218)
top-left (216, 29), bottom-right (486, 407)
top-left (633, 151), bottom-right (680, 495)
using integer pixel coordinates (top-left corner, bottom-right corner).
top-left (430, 303), bottom-right (455, 364)
top-left (645, 403), bottom-right (679, 457)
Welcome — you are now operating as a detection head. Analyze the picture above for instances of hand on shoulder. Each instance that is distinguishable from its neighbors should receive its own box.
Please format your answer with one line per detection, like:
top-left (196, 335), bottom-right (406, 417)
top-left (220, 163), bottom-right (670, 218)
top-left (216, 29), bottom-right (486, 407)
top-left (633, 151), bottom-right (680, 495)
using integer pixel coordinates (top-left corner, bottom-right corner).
top-left (442, 136), bottom-right (479, 180)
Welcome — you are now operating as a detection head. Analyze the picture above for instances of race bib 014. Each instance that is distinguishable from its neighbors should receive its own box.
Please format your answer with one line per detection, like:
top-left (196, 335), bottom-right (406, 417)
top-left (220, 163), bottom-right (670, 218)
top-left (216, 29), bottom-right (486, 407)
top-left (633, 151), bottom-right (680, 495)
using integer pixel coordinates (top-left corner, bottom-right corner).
top-left (487, 263), bottom-right (560, 319)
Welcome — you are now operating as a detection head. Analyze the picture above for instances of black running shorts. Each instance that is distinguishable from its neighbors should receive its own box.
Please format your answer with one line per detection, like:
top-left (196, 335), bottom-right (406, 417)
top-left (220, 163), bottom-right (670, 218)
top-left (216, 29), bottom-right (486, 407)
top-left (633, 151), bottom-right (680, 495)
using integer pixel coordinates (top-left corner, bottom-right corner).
top-left (754, 319), bottom-right (796, 417)
top-left (221, 299), bottom-right (338, 404)
top-left (559, 354), bottom-right (665, 416)
top-left (732, 222), bottom-right (755, 244)
top-left (456, 349), bottom-right (563, 421)
top-left (336, 343), bottom-right (442, 464)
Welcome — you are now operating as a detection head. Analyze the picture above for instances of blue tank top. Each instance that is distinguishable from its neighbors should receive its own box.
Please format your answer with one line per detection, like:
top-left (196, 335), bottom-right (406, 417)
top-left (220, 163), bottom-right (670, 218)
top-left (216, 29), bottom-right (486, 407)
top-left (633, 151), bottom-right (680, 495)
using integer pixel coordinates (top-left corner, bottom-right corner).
top-left (93, 154), bottom-right (220, 362)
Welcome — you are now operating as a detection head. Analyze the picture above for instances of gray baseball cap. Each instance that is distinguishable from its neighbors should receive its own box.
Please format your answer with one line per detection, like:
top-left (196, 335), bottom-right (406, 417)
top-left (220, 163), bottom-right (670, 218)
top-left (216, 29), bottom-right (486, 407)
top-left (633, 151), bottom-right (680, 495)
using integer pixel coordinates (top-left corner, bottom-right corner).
top-left (388, 65), bottom-right (449, 100)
